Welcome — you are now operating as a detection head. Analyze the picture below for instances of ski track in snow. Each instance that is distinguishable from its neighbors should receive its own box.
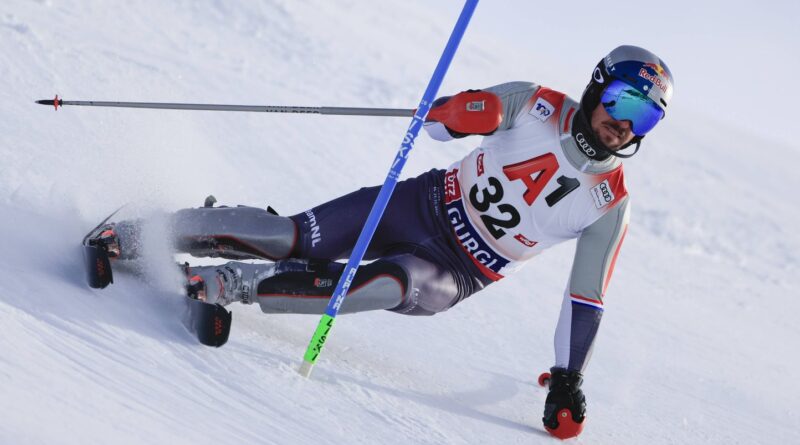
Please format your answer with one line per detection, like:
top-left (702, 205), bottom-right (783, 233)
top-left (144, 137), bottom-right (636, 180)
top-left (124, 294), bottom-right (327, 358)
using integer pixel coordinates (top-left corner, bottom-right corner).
top-left (1, 1), bottom-right (799, 444)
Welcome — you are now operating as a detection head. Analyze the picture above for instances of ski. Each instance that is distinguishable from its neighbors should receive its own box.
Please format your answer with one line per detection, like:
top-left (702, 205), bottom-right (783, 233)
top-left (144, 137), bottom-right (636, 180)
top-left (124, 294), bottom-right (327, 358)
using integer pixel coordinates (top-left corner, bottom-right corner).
top-left (82, 206), bottom-right (125, 289)
top-left (182, 296), bottom-right (232, 347)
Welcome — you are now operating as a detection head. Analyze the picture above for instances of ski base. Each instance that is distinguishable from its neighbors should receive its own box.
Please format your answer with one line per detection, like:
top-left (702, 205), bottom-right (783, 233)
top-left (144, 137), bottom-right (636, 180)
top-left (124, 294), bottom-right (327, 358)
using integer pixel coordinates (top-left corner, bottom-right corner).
top-left (183, 296), bottom-right (232, 347)
top-left (82, 206), bottom-right (124, 289)
top-left (83, 243), bottom-right (114, 288)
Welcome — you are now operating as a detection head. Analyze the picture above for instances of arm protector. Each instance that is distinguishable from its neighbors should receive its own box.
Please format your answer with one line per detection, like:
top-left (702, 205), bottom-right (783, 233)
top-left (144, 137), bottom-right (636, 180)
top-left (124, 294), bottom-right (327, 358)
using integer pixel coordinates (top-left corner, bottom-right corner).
top-left (423, 81), bottom-right (543, 141)
top-left (423, 90), bottom-right (503, 141)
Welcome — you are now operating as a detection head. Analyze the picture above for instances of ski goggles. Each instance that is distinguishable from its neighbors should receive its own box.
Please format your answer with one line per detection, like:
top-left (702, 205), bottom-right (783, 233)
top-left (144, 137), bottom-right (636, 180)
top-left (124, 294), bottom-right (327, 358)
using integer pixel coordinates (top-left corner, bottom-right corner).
top-left (601, 79), bottom-right (664, 136)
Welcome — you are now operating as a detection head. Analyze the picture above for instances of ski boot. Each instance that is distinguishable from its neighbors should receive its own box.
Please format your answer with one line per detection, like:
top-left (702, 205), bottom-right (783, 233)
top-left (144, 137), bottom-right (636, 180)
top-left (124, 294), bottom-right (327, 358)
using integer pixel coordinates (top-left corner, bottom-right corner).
top-left (93, 226), bottom-right (121, 257)
top-left (182, 262), bottom-right (274, 306)
top-left (180, 261), bottom-right (273, 347)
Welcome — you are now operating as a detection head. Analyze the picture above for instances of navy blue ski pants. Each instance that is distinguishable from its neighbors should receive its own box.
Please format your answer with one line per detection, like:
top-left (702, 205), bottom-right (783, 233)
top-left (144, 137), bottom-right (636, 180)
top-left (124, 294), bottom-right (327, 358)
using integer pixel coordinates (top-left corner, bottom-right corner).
top-left (289, 169), bottom-right (488, 314)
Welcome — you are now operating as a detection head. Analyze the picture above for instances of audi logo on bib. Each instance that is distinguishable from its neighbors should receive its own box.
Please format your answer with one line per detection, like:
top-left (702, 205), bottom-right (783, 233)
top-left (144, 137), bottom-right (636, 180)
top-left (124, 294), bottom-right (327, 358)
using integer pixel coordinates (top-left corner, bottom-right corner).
top-left (575, 132), bottom-right (597, 157)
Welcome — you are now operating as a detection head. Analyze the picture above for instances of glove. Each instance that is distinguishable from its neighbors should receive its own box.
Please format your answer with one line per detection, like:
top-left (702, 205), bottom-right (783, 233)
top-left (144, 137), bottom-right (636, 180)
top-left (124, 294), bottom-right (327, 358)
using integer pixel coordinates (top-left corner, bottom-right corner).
top-left (541, 367), bottom-right (586, 439)
top-left (425, 89), bottom-right (502, 139)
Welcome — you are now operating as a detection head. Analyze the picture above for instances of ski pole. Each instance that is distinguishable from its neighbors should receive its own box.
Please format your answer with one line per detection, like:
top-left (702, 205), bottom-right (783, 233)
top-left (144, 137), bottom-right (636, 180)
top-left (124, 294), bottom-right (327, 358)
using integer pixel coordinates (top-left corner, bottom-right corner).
top-left (298, 0), bottom-right (479, 378)
top-left (35, 96), bottom-right (413, 117)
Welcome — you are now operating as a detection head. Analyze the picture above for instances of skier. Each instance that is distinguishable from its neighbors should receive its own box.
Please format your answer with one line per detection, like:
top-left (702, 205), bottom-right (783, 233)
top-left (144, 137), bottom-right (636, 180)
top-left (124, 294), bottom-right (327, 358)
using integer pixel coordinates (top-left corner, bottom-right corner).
top-left (95, 45), bottom-right (673, 439)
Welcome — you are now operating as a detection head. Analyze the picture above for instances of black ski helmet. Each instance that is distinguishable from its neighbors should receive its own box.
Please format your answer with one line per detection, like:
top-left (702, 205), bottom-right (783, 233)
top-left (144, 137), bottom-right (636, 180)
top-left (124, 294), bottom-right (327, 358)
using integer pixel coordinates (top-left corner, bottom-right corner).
top-left (579, 45), bottom-right (674, 157)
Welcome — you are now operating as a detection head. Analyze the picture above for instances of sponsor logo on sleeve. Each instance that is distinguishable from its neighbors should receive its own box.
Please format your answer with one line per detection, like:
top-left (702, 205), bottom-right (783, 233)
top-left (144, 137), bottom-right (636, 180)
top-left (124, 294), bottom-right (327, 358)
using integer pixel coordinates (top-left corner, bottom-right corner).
top-left (530, 97), bottom-right (555, 122)
top-left (590, 180), bottom-right (615, 209)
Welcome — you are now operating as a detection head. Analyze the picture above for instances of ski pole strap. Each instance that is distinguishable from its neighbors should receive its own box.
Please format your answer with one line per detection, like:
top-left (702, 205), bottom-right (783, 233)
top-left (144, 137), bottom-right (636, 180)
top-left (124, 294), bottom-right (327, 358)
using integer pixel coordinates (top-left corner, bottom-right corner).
top-left (299, 0), bottom-right (479, 378)
top-left (36, 97), bottom-right (413, 117)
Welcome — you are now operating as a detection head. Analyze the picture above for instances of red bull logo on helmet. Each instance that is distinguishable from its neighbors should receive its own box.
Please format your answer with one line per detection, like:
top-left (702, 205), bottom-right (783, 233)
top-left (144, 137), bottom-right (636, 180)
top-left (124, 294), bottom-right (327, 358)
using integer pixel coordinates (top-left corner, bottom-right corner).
top-left (643, 63), bottom-right (669, 79)
top-left (639, 63), bottom-right (669, 94)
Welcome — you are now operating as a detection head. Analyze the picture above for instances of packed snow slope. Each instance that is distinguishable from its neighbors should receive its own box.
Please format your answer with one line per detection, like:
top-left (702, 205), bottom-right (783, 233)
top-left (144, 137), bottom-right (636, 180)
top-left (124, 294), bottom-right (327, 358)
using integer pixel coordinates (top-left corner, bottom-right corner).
top-left (1, 1), bottom-right (798, 444)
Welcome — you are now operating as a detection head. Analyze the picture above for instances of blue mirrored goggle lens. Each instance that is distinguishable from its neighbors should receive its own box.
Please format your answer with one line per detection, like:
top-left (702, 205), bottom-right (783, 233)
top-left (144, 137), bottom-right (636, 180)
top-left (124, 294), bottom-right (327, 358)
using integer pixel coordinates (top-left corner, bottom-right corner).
top-left (601, 80), bottom-right (664, 136)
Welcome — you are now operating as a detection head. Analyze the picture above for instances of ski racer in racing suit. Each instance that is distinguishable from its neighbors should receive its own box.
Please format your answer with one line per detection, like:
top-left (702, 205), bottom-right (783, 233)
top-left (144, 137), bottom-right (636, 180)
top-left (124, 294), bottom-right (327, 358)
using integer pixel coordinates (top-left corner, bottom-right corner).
top-left (108, 45), bottom-right (674, 439)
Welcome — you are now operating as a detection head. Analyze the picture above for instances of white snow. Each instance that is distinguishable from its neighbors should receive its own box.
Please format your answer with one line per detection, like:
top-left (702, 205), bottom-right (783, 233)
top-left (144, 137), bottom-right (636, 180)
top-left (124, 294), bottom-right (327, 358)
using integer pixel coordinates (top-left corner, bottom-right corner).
top-left (1, 1), bottom-right (799, 444)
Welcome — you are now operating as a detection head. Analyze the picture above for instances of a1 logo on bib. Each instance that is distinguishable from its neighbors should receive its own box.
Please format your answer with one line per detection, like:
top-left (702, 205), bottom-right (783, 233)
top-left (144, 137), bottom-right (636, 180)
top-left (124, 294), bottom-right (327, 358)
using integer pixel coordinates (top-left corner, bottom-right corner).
top-left (591, 180), bottom-right (615, 209)
top-left (530, 97), bottom-right (555, 122)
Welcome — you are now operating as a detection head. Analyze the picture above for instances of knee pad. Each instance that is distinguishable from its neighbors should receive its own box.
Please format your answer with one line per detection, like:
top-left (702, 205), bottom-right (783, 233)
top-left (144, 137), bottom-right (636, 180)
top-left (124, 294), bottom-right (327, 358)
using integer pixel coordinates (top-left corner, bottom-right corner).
top-left (385, 254), bottom-right (461, 316)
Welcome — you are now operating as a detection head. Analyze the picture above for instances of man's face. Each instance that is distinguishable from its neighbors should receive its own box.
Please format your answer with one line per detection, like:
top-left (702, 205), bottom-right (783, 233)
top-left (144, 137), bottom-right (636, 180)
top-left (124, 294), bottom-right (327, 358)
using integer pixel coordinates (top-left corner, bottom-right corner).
top-left (590, 103), bottom-right (635, 150)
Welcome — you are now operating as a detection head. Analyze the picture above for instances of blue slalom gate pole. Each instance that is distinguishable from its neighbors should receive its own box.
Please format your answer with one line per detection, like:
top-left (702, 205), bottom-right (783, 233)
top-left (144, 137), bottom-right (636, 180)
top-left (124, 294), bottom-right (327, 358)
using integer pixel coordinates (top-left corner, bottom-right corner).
top-left (299, 0), bottom-right (479, 377)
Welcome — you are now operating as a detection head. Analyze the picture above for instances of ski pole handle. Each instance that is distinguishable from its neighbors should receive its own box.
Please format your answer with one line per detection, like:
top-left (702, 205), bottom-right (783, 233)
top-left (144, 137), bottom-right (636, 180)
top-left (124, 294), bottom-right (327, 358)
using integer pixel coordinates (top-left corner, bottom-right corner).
top-left (36, 95), bottom-right (414, 117)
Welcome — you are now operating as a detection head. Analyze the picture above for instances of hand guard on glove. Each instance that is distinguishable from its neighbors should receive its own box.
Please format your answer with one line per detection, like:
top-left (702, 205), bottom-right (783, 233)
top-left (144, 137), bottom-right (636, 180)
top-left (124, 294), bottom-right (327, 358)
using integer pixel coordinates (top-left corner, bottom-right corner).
top-left (424, 89), bottom-right (502, 140)
top-left (541, 367), bottom-right (586, 440)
